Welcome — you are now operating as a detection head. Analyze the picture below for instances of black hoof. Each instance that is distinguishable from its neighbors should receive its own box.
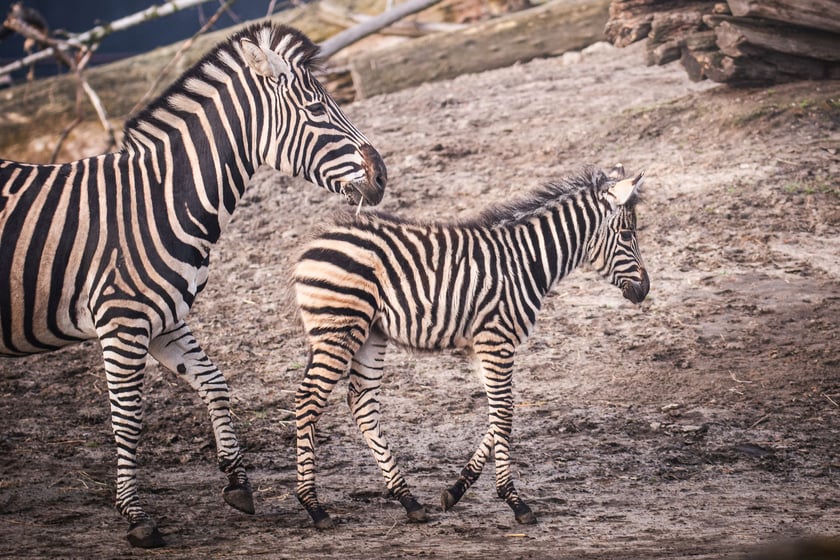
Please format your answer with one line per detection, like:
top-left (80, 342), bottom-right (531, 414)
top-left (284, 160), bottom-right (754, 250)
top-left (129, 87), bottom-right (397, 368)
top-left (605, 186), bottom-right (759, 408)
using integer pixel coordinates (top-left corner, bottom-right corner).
top-left (309, 506), bottom-right (334, 530)
top-left (441, 486), bottom-right (463, 511)
top-left (513, 502), bottom-right (537, 525)
top-left (223, 482), bottom-right (255, 515)
top-left (399, 495), bottom-right (428, 523)
top-left (127, 519), bottom-right (165, 549)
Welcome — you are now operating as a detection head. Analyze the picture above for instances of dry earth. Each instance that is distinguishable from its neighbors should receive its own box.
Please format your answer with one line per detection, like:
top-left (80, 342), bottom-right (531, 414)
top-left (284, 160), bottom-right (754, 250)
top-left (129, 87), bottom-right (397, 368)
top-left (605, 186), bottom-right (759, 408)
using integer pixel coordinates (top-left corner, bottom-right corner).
top-left (1, 39), bottom-right (838, 559)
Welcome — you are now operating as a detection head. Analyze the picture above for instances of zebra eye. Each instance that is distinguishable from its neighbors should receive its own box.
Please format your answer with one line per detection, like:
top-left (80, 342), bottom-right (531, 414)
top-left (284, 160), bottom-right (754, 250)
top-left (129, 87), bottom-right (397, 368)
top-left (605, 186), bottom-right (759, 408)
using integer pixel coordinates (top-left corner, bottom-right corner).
top-left (307, 102), bottom-right (327, 116)
top-left (619, 229), bottom-right (634, 242)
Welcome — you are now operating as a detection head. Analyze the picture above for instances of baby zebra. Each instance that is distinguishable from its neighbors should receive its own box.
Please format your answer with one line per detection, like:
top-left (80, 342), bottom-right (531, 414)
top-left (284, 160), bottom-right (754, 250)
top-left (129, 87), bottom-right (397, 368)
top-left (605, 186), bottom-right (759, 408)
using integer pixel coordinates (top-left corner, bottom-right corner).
top-left (293, 165), bottom-right (648, 529)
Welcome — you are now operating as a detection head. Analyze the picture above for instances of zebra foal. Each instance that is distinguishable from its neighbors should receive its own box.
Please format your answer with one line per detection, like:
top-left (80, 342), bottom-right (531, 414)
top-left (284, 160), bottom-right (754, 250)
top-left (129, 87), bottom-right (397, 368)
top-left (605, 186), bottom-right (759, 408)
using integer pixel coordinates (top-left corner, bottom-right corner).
top-left (0, 23), bottom-right (386, 547)
top-left (293, 165), bottom-right (648, 528)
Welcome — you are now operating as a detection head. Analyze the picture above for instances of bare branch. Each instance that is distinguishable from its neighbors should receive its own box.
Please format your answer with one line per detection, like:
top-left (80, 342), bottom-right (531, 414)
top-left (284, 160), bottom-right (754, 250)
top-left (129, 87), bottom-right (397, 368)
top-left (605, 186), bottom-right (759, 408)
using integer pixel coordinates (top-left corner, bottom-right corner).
top-left (130, 0), bottom-right (238, 116)
top-left (0, 0), bottom-right (219, 79)
top-left (318, 0), bottom-right (445, 60)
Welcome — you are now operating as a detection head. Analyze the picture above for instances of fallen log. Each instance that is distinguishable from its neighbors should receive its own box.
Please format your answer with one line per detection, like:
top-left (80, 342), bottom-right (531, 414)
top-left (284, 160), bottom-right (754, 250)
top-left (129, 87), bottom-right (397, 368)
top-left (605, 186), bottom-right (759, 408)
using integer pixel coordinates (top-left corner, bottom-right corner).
top-left (605, 0), bottom-right (840, 86)
top-left (714, 18), bottom-right (840, 63)
top-left (726, 0), bottom-right (840, 34)
top-left (349, 0), bottom-right (611, 99)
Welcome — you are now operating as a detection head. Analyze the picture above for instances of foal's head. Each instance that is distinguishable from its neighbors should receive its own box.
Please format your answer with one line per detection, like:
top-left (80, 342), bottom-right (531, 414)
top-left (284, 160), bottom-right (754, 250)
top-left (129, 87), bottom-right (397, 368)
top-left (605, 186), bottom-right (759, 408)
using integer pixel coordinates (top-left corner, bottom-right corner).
top-left (588, 165), bottom-right (649, 304)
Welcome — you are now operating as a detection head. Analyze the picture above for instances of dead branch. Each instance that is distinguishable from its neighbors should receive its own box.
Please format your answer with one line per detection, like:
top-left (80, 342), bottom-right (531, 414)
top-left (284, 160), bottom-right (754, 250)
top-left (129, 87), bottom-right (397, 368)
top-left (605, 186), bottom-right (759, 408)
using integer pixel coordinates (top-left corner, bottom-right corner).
top-left (130, 0), bottom-right (238, 117)
top-left (4, 8), bottom-right (116, 160)
top-left (318, 1), bottom-right (465, 38)
top-left (0, 0), bottom-right (220, 79)
top-left (318, 0), bottom-right (446, 60)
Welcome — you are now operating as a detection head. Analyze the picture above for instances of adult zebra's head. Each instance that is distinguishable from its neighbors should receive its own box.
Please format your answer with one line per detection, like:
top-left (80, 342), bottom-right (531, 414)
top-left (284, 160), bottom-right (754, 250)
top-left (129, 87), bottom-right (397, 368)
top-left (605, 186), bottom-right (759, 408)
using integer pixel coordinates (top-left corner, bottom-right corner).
top-left (589, 165), bottom-right (649, 304)
top-left (237, 24), bottom-right (386, 206)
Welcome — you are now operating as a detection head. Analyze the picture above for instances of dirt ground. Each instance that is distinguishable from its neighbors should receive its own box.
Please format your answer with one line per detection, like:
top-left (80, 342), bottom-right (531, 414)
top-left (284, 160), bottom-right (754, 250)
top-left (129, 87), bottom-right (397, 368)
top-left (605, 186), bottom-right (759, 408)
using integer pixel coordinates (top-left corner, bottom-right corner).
top-left (1, 39), bottom-right (838, 559)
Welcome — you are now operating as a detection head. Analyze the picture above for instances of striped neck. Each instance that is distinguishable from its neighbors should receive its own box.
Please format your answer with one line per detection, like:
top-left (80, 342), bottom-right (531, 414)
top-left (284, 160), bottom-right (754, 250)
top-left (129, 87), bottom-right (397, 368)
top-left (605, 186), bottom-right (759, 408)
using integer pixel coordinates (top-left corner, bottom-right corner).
top-left (528, 188), bottom-right (607, 295)
top-left (120, 55), bottom-right (261, 245)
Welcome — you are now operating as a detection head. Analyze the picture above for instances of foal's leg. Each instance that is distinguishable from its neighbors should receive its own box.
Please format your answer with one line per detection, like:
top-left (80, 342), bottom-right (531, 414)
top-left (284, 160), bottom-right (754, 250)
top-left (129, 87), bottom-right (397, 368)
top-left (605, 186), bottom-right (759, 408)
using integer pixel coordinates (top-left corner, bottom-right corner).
top-left (347, 329), bottom-right (427, 523)
top-left (441, 430), bottom-right (493, 511)
top-left (295, 328), bottom-right (366, 529)
top-left (149, 321), bottom-right (254, 515)
top-left (466, 337), bottom-right (536, 523)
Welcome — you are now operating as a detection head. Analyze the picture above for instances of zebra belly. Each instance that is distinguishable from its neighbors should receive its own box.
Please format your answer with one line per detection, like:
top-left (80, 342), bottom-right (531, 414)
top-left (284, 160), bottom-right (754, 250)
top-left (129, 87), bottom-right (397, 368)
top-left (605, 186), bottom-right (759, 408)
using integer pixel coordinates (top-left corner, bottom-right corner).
top-left (375, 306), bottom-right (473, 352)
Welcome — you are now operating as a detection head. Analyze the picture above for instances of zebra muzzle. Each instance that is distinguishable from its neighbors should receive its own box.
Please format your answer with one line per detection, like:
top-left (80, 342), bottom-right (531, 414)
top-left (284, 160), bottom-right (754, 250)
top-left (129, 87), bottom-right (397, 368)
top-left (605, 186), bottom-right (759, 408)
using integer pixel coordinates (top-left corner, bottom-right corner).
top-left (359, 144), bottom-right (387, 205)
top-left (621, 268), bottom-right (650, 304)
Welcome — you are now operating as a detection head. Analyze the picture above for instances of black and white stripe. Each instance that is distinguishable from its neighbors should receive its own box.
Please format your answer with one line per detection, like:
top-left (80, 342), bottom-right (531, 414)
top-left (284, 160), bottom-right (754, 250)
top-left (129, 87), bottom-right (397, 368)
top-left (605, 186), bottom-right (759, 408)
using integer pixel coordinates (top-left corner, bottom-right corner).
top-left (0, 23), bottom-right (386, 548)
top-left (293, 165), bottom-right (647, 529)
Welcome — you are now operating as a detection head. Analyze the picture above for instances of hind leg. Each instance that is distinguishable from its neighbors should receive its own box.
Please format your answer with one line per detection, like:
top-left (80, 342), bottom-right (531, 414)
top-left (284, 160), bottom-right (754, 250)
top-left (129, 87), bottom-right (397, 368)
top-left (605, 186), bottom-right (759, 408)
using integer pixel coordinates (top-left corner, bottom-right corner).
top-left (295, 325), bottom-right (369, 529)
top-left (149, 321), bottom-right (253, 515)
top-left (348, 328), bottom-right (427, 523)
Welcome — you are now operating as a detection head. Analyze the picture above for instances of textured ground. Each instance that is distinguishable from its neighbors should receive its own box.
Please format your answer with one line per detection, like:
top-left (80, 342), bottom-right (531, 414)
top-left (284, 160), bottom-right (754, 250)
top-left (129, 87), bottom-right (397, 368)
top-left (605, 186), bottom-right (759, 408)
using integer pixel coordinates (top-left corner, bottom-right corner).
top-left (1, 39), bottom-right (838, 559)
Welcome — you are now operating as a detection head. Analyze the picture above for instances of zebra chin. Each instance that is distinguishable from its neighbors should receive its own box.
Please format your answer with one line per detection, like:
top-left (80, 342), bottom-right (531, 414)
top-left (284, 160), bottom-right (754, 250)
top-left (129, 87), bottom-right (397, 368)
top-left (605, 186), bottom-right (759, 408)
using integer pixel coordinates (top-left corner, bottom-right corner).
top-left (621, 269), bottom-right (650, 304)
top-left (340, 180), bottom-right (380, 206)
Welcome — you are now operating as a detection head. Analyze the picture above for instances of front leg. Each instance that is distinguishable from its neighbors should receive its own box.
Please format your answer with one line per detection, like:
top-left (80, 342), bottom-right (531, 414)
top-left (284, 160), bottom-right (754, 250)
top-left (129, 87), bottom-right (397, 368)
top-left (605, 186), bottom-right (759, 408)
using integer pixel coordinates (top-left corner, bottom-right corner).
top-left (477, 339), bottom-right (536, 524)
top-left (98, 324), bottom-right (165, 548)
top-left (149, 321), bottom-right (253, 515)
top-left (441, 430), bottom-right (493, 511)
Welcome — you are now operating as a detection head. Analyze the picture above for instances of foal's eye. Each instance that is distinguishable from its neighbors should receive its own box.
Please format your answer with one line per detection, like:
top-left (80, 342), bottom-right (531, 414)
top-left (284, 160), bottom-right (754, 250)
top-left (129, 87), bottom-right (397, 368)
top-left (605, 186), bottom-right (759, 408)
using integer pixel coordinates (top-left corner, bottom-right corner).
top-left (308, 102), bottom-right (327, 116)
top-left (619, 230), bottom-right (634, 242)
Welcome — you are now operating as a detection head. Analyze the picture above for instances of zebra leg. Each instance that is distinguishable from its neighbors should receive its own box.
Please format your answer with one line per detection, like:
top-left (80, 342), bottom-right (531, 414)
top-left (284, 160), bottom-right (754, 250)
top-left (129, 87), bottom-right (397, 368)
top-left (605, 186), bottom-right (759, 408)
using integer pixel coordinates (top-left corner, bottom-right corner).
top-left (477, 342), bottom-right (537, 525)
top-left (347, 330), bottom-right (427, 523)
top-left (148, 321), bottom-right (253, 515)
top-left (295, 336), bottom-right (360, 529)
top-left (441, 430), bottom-right (493, 511)
top-left (98, 324), bottom-right (166, 549)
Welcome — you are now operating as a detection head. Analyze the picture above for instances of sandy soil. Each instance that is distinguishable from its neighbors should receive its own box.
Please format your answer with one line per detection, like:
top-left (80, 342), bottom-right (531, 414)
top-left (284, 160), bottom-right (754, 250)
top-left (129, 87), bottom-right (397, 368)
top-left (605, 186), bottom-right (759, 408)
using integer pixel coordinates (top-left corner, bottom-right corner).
top-left (1, 40), bottom-right (838, 559)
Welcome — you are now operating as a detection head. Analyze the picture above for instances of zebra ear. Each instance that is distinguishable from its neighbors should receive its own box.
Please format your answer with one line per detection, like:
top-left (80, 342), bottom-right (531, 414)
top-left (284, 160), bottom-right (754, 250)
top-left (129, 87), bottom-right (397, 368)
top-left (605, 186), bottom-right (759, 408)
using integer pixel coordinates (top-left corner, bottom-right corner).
top-left (607, 163), bottom-right (626, 180)
top-left (240, 38), bottom-right (292, 82)
top-left (607, 171), bottom-right (644, 206)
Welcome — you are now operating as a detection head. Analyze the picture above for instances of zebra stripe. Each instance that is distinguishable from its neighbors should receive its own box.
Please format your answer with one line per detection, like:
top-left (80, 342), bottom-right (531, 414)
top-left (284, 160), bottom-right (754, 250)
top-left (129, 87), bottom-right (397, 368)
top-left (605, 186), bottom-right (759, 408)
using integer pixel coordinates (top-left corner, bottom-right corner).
top-left (0, 23), bottom-right (386, 548)
top-left (293, 165), bottom-right (648, 528)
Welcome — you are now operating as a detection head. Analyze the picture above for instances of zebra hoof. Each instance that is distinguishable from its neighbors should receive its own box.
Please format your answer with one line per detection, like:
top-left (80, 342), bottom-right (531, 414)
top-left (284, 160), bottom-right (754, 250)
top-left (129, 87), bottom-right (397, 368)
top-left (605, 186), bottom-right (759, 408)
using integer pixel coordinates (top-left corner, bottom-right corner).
top-left (126, 518), bottom-right (165, 549)
top-left (223, 482), bottom-right (255, 515)
top-left (399, 495), bottom-right (428, 523)
top-left (307, 506), bottom-right (334, 530)
top-left (513, 503), bottom-right (537, 525)
top-left (441, 487), bottom-right (462, 512)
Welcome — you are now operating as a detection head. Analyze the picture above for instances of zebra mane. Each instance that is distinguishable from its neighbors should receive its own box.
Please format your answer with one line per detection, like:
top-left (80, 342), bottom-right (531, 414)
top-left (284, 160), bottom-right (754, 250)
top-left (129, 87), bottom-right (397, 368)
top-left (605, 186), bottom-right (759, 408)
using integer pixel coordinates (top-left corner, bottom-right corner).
top-left (122, 22), bottom-right (319, 142)
top-left (338, 167), bottom-right (640, 231)
top-left (467, 166), bottom-right (629, 228)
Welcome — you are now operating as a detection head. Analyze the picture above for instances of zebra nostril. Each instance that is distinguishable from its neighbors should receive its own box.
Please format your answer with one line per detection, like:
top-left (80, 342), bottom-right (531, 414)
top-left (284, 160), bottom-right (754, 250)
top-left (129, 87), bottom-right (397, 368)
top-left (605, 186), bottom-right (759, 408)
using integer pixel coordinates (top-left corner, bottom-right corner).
top-left (374, 169), bottom-right (386, 191)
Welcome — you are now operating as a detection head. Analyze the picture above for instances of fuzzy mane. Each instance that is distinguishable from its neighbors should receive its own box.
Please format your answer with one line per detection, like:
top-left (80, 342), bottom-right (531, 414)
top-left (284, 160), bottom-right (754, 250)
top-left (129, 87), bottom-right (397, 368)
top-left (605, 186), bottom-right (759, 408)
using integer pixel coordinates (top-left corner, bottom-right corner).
top-left (121, 22), bottom-right (318, 144)
top-left (466, 166), bottom-right (614, 228)
top-left (334, 166), bottom-right (640, 231)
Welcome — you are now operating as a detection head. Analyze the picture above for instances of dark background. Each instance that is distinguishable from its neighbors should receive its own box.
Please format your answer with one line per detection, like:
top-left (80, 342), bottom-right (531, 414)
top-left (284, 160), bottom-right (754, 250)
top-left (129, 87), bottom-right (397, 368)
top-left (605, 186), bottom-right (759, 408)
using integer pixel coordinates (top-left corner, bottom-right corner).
top-left (0, 0), bottom-right (293, 83)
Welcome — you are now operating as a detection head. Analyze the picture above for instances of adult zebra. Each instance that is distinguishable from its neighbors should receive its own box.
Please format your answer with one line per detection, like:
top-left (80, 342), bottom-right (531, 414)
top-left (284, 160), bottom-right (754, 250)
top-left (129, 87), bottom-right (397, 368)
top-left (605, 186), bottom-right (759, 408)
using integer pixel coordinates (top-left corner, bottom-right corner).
top-left (293, 165), bottom-right (647, 529)
top-left (0, 23), bottom-right (386, 548)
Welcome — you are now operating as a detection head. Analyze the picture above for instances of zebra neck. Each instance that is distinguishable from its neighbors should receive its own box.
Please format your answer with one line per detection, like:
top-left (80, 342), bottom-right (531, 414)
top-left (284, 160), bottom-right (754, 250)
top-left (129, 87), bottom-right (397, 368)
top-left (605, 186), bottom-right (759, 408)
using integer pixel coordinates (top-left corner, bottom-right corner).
top-left (542, 192), bottom-right (605, 289)
top-left (122, 117), bottom-right (257, 246)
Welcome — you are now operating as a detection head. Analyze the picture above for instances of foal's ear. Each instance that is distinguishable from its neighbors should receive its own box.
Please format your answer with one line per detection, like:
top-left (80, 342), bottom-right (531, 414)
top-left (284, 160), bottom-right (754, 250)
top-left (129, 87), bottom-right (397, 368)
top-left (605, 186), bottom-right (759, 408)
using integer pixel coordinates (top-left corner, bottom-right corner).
top-left (240, 38), bottom-right (292, 82)
top-left (607, 171), bottom-right (644, 206)
top-left (608, 163), bottom-right (626, 180)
